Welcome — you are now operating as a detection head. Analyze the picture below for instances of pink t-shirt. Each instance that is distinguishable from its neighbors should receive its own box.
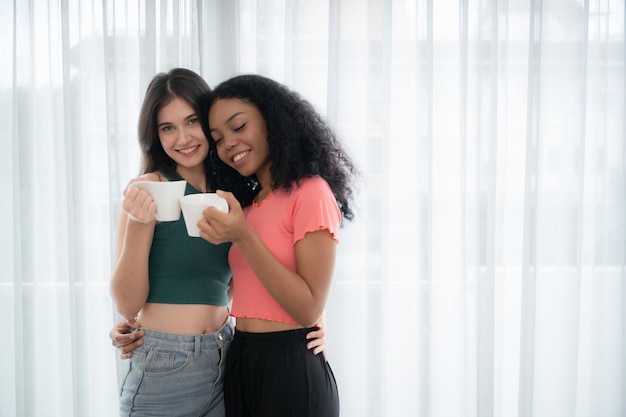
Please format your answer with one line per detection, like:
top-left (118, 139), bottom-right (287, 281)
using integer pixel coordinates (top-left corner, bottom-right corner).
top-left (229, 176), bottom-right (341, 324)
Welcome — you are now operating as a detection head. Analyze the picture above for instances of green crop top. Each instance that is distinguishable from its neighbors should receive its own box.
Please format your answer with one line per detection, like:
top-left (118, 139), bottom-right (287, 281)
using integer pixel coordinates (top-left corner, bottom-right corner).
top-left (146, 178), bottom-right (232, 306)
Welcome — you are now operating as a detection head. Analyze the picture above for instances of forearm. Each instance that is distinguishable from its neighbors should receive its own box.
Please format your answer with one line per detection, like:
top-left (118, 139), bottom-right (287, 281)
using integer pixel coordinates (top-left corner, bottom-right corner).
top-left (110, 221), bottom-right (154, 320)
top-left (110, 265), bottom-right (150, 320)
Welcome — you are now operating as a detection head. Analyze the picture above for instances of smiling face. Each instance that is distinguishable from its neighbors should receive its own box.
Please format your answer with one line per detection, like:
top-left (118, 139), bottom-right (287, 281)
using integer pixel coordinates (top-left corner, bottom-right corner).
top-left (157, 97), bottom-right (209, 177)
top-left (208, 98), bottom-right (271, 186)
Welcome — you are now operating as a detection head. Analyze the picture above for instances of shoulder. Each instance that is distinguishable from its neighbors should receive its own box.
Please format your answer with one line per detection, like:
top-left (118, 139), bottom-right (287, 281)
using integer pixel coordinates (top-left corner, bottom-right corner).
top-left (124, 172), bottom-right (167, 190)
top-left (293, 176), bottom-right (332, 194)
top-left (273, 176), bottom-right (335, 207)
top-left (138, 172), bottom-right (167, 182)
top-left (290, 176), bottom-right (339, 213)
top-left (288, 176), bottom-right (341, 239)
top-left (142, 172), bottom-right (167, 181)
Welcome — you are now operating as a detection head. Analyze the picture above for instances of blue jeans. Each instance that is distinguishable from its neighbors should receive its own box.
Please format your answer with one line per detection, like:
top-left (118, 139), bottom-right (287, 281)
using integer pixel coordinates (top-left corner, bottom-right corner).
top-left (119, 319), bottom-right (234, 417)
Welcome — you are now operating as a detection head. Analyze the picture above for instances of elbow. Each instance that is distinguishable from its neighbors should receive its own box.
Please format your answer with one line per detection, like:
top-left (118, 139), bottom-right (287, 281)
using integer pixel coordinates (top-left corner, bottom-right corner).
top-left (296, 309), bottom-right (325, 329)
top-left (290, 295), bottom-right (327, 328)
top-left (109, 288), bottom-right (142, 321)
top-left (300, 319), bottom-right (320, 329)
top-left (113, 303), bottom-right (141, 322)
top-left (111, 299), bottom-right (139, 321)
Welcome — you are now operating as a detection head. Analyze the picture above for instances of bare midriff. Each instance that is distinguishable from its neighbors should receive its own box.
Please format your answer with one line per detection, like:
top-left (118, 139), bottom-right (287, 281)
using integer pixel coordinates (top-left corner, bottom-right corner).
top-left (137, 303), bottom-right (229, 335)
top-left (233, 317), bottom-right (304, 333)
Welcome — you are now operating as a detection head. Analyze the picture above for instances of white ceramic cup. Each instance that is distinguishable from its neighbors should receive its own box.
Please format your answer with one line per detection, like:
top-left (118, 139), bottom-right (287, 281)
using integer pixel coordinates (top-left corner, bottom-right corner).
top-left (127, 180), bottom-right (187, 221)
top-left (179, 193), bottom-right (229, 237)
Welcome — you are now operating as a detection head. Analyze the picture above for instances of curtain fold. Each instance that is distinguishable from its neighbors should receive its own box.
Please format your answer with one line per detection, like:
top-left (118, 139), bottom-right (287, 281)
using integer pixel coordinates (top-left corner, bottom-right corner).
top-left (3, 1), bottom-right (625, 416)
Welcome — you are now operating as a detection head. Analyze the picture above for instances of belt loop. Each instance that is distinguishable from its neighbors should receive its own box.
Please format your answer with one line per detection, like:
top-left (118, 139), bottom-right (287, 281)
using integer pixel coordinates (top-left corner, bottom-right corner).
top-left (194, 335), bottom-right (200, 358)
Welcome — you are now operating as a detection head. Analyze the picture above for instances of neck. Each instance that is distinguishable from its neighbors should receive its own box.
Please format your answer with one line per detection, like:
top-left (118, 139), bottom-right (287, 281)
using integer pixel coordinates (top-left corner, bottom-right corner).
top-left (253, 167), bottom-right (273, 203)
top-left (254, 186), bottom-right (272, 204)
top-left (177, 167), bottom-right (207, 193)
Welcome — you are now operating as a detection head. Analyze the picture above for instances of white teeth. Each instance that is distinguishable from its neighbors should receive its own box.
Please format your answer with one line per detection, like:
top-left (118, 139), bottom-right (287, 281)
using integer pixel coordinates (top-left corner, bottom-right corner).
top-left (179, 146), bottom-right (198, 154)
top-left (233, 151), bottom-right (249, 162)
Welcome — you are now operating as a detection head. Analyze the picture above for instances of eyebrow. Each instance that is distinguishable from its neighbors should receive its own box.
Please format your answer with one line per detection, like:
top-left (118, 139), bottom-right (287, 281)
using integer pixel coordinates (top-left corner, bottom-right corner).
top-left (157, 113), bottom-right (197, 129)
top-left (209, 111), bottom-right (245, 133)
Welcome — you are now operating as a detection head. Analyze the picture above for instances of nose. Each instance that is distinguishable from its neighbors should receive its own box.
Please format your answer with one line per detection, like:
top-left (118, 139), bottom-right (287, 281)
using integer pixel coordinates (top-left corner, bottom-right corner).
top-left (223, 133), bottom-right (238, 152)
top-left (177, 126), bottom-right (196, 144)
top-left (176, 127), bottom-right (193, 144)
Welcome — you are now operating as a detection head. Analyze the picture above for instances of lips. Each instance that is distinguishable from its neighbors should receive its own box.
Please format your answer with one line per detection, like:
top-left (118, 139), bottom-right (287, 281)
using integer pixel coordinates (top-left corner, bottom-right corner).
top-left (178, 145), bottom-right (200, 154)
top-left (232, 150), bottom-right (250, 163)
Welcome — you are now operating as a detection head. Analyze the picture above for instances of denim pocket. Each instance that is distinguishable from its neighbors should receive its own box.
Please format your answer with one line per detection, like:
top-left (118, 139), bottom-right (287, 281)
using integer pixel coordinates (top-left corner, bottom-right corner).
top-left (144, 347), bottom-right (192, 377)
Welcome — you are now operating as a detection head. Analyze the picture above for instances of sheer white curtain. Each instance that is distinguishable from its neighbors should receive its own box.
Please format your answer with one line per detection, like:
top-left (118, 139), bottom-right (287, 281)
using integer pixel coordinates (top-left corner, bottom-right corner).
top-left (3, 1), bottom-right (624, 416)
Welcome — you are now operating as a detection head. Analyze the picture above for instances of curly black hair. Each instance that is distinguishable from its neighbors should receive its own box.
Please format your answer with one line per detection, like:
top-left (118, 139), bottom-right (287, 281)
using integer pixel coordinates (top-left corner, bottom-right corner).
top-left (200, 74), bottom-right (358, 221)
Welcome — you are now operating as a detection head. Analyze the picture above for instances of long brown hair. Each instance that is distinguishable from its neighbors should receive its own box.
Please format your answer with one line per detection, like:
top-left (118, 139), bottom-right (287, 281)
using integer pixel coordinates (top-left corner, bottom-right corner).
top-left (137, 68), bottom-right (210, 179)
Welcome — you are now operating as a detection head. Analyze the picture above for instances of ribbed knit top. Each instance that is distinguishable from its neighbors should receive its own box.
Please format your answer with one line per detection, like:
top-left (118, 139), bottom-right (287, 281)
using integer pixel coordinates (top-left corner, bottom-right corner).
top-left (229, 176), bottom-right (341, 323)
top-left (146, 181), bottom-right (232, 306)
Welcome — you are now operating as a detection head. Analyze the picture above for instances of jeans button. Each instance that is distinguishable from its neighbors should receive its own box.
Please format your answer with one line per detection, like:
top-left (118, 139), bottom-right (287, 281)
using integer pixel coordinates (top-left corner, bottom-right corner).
top-left (218, 333), bottom-right (223, 341)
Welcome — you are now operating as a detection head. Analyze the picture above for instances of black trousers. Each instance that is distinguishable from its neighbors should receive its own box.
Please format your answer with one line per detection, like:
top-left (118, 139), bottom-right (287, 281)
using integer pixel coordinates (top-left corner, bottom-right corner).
top-left (224, 328), bottom-right (340, 417)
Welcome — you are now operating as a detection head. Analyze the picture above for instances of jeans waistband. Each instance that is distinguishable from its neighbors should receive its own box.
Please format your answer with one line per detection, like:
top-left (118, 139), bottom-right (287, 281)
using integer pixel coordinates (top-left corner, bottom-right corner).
top-left (140, 318), bottom-right (234, 351)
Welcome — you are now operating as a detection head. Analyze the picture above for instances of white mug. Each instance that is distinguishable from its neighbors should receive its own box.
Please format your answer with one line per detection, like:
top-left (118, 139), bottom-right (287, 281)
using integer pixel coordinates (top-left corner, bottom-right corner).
top-left (127, 180), bottom-right (187, 221)
top-left (179, 193), bottom-right (229, 237)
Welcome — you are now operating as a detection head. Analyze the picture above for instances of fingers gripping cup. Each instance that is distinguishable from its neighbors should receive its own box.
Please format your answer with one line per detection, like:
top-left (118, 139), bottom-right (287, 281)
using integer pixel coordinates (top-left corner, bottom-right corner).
top-left (127, 180), bottom-right (187, 221)
top-left (180, 193), bottom-right (229, 237)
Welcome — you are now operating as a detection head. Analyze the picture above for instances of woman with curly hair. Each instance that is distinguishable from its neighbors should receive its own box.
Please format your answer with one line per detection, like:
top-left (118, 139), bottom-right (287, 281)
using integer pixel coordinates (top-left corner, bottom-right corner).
top-left (198, 74), bottom-right (358, 417)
